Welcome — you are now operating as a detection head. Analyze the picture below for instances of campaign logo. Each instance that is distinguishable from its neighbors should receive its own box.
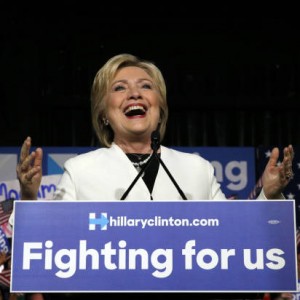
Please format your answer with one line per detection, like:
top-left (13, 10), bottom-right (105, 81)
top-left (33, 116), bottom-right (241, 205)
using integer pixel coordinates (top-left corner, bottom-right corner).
top-left (89, 212), bottom-right (109, 230)
top-left (47, 154), bottom-right (78, 175)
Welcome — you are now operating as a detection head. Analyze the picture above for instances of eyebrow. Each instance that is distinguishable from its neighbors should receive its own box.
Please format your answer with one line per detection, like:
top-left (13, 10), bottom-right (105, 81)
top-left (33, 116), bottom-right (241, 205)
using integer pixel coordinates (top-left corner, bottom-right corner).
top-left (112, 78), bottom-right (153, 85)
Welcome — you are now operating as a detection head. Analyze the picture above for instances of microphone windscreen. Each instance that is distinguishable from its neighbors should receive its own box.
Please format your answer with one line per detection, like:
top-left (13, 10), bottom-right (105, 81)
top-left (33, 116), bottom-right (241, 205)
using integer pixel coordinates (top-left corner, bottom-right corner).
top-left (151, 130), bottom-right (160, 151)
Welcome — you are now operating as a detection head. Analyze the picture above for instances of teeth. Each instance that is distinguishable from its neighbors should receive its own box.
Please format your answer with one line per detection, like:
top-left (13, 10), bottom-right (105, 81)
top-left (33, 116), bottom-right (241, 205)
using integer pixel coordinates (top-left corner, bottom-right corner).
top-left (124, 105), bottom-right (146, 114)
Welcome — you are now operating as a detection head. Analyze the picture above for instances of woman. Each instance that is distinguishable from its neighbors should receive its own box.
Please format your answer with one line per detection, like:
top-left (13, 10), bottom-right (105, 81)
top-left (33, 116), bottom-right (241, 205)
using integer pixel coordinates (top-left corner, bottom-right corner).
top-left (17, 53), bottom-right (294, 201)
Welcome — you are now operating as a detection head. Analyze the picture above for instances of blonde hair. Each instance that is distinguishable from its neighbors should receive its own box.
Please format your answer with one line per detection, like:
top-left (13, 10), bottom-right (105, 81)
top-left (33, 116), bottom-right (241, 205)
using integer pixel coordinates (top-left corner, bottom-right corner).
top-left (91, 53), bottom-right (168, 147)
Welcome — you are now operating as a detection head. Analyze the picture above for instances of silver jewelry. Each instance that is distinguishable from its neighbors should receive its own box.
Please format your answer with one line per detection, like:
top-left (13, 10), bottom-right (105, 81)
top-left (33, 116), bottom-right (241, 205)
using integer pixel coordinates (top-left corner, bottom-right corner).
top-left (103, 118), bottom-right (109, 126)
top-left (286, 170), bottom-right (294, 180)
top-left (132, 156), bottom-right (151, 173)
top-left (129, 154), bottom-right (151, 173)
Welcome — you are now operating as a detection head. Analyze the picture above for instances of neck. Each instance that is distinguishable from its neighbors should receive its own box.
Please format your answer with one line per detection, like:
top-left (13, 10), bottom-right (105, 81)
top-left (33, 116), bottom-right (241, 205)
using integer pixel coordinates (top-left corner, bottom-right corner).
top-left (114, 138), bottom-right (152, 154)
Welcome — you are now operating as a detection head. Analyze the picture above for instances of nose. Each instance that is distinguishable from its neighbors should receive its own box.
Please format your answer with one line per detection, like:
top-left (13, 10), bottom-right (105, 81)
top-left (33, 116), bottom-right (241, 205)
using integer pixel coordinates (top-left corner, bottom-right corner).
top-left (128, 85), bottom-right (141, 100)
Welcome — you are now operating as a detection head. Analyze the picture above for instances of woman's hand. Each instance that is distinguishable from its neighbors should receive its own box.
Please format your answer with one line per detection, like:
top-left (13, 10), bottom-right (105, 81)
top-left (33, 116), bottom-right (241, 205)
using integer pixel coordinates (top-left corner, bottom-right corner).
top-left (16, 136), bottom-right (43, 200)
top-left (262, 145), bottom-right (294, 199)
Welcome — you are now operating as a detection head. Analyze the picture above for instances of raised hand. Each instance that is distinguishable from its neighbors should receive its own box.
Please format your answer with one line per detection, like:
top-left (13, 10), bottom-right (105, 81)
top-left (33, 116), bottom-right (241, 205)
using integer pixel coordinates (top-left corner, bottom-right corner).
top-left (16, 136), bottom-right (43, 200)
top-left (262, 145), bottom-right (294, 199)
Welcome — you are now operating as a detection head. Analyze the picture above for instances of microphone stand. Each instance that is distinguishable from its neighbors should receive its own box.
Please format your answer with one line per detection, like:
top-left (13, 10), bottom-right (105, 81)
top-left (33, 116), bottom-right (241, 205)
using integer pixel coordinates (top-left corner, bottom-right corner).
top-left (120, 152), bottom-right (156, 200)
top-left (152, 151), bottom-right (187, 200)
top-left (120, 129), bottom-right (188, 201)
top-left (151, 130), bottom-right (187, 200)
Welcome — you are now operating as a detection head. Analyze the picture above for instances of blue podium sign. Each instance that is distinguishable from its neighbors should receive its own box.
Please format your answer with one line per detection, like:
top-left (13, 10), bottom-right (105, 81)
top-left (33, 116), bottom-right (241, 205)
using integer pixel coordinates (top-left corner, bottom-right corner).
top-left (11, 200), bottom-right (297, 293)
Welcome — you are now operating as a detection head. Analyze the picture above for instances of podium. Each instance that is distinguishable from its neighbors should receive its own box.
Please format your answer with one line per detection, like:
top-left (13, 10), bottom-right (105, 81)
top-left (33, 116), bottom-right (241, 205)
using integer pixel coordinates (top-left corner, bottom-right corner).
top-left (11, 200), bottom-right (297, 293)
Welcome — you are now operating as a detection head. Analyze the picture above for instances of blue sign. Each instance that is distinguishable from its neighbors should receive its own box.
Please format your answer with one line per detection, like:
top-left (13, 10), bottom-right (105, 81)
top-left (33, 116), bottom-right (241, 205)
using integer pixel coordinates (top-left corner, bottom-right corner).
top-left (173, 147), bottom-right (256, 199)
top-left (0, 146), bottom-right (255, 200)
top-left (11, 200), bottom-right (297, 293)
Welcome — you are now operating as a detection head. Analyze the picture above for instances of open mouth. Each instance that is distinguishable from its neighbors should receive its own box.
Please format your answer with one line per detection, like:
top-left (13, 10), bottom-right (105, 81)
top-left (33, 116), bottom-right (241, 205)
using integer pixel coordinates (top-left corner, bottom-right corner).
top-left (124, 105), bottom-right (147, 117)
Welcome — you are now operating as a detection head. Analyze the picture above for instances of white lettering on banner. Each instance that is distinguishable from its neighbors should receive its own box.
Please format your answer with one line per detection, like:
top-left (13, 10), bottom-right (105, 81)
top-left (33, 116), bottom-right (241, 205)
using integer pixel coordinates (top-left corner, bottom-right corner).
top-left (23, 240), bottom-right (173, 279)
top-left (243, 248), bottom-right (286, 270)
top-left (211, 160), bottom-right (247, 191)
top-left (182, 240), bottom-right (236, 270)
top-left (181, 241), bottom-right (285, 271)
top-left (22, 239), bottom-right (286, 279)
top-left (108, 216), bottom-right (219, 228)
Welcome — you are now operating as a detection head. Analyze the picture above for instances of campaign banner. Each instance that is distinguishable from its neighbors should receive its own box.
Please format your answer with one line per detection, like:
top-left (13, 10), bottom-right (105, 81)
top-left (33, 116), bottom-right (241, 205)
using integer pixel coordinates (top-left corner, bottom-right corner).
top-left (173, 147), bottom-right (255, 199)
top-left (0, 226), bottom-right (11, 253)
top-left (0, 146), bottom-right (255, 199)
top-left (11, 200), bottom-right (297, 293)
top-left (0, 153), bottom-right (18, 182)
top-left (0, 175), bottom-right (61, 201)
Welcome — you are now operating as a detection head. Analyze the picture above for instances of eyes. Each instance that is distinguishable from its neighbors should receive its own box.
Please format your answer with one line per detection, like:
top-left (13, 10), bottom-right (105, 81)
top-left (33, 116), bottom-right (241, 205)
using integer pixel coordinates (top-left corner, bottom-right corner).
top-left (112, 81), bottom-right (153, 92)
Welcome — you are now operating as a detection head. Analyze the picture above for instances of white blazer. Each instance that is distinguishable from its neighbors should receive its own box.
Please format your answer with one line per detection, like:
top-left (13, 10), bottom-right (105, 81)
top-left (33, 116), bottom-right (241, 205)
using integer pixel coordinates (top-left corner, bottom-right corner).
top-left (53, 143), bottom-right (226, 201)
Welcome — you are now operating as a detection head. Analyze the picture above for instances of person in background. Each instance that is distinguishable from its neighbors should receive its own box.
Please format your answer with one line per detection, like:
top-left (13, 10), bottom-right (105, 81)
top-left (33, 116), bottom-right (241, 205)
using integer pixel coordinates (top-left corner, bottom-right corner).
top-left (13, 53), bottom-right (295, 300)
top-left (0, 251), bottom-right (11, 300)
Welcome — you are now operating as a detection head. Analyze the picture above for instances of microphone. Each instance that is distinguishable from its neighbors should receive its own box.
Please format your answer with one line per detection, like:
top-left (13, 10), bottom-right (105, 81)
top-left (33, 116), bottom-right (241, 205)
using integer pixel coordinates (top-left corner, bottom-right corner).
top-left (120, 130), bottom-right (188, 201)
top-left (151, 130), bottom-right (160, 152)
top-left (150, 130), bottom-right (187, 200)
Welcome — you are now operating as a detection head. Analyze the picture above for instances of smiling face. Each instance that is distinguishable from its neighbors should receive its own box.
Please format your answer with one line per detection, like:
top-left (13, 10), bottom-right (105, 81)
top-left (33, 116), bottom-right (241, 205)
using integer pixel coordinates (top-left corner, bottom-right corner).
top-left (105, 66), bottom-right (161, 148)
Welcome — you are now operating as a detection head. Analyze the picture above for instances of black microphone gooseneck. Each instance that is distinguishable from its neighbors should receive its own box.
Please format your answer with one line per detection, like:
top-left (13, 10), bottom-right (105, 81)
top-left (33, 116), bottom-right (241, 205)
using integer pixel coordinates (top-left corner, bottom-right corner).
top-left (120, 130), bottom-right (188, 200)
top-left (120, 144), bottom-right (156, 201)
top-left (151, 130), bottom-right (188, 200)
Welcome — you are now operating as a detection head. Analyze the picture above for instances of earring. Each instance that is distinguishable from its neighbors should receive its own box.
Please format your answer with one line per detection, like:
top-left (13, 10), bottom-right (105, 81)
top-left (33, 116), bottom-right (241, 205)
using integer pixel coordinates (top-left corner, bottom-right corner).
top-left (103, 118), bottom-right (109, 126)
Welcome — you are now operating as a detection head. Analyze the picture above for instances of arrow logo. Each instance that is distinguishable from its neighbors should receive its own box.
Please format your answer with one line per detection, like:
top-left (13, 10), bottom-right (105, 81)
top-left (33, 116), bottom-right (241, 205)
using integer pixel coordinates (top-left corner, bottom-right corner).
top-left (89, 212), bottom-right (109, 230)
